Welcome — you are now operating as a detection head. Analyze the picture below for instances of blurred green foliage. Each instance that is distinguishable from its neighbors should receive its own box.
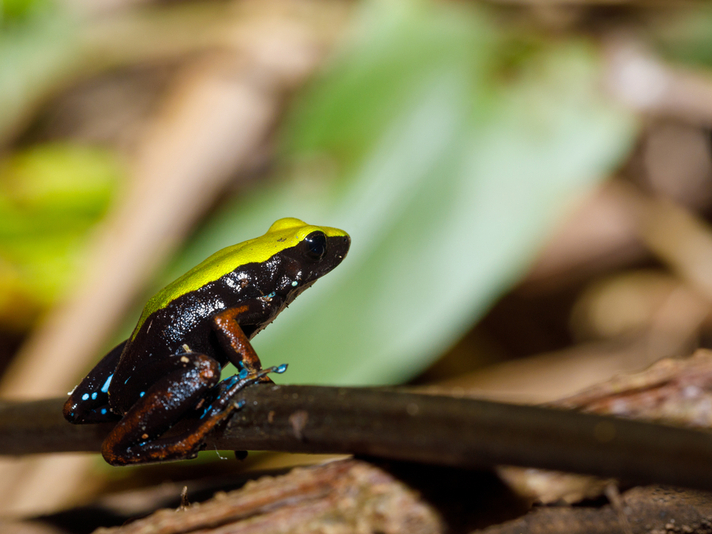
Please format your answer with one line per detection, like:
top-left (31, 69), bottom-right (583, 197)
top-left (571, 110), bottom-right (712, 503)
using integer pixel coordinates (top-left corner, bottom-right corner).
top-left (653, 6), bottom-right (712, 67)
top-left (0, 2), bottom-right (81, 146)
top-left (163, 0), bottom-right (637, 386)
top-left (0, 0), bottom-right (52, 24)
top-left (0, 144), bottom-right (120, 330)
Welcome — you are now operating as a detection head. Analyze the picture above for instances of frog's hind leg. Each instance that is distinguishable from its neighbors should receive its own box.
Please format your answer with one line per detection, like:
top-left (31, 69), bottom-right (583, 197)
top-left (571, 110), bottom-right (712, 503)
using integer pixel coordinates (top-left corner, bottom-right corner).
top-left (64, 341), bottom-right (127, 424)
top-left (101, 352), bottom-right (221, 465)
top-left (102, 360), bottom-right (285, 466)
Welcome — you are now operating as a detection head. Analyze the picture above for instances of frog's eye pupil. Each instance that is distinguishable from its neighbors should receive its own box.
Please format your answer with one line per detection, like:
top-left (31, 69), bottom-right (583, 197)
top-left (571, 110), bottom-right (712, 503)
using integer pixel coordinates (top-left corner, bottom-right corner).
top-left (304, 231), bottom-right (327, 261)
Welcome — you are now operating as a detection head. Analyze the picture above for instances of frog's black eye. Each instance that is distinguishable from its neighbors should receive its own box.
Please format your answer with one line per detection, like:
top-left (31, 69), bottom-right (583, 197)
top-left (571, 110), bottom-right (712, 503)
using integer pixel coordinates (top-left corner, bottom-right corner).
top-left (304, 231), bottom-right (327, 261)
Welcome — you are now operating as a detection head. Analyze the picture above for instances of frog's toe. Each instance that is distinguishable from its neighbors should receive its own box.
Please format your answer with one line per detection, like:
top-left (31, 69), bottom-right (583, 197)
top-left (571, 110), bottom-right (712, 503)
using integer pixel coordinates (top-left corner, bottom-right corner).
top-left (199, 364), bottom-right (287, 420)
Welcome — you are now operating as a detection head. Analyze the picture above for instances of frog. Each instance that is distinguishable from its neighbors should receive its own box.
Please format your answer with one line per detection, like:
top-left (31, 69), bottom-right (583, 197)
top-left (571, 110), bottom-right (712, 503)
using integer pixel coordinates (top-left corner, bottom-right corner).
top-left (63, 218), bottom-right (350, 465)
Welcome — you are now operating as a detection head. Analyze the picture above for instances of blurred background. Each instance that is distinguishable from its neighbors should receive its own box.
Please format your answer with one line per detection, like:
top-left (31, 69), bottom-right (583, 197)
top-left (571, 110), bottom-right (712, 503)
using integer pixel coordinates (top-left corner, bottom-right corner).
top-left (2, 0), bottom-right (712, 522)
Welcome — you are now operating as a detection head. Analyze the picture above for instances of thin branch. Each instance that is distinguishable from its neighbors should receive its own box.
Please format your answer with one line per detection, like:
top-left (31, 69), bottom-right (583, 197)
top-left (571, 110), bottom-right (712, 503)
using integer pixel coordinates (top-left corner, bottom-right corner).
top-left (0, 398), bottom-right (109, 454)
top-left (3, 385), bottom-right (712, 492)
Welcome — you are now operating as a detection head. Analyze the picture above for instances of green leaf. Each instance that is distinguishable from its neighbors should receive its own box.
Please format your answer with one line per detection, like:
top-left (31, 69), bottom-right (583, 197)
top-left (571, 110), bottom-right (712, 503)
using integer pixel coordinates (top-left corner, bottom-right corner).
top-left (0, 143), bottom-right (121, 327)
top-left (171, 0), bottom-right (637, 386)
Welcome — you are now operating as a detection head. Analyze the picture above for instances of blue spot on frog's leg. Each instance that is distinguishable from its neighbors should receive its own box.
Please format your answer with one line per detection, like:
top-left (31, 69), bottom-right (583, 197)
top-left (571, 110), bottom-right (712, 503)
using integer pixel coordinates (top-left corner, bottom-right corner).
top-left (139, 391), bottom-right (145, 398)
top-left (91, 392), bottom-right (98, 400)
top-left (101, 408), bottom-right (107, 415)
top-left (101, 373), bottom-right (113, 393)
top-left (81, 393), bottom-right (90, 401)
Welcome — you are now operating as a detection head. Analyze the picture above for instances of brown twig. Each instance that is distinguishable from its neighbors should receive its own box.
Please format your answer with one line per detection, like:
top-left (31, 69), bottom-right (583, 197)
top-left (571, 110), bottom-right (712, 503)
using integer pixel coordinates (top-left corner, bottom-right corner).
top-left (3, 385), bottom-right (712, 492)
top-left (477, 485), bottom-right (712, 534)
top-left (94, 459), bottom-right (444, 534)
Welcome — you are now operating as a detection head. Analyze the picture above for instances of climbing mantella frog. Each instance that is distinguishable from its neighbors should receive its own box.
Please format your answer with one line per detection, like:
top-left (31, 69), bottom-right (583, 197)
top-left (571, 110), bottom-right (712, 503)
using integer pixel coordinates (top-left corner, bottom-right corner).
top-left (64, 218), bottom-right (350, 465)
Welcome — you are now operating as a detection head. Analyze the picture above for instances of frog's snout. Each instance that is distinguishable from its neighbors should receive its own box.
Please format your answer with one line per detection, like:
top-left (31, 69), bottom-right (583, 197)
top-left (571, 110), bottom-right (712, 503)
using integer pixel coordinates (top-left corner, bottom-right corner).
top-left (333, 234), bottom-right (351, 261)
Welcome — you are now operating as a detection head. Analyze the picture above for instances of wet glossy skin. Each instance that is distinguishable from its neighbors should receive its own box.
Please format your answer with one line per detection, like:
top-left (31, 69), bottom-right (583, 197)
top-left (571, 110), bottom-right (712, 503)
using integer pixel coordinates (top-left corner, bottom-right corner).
top-left (64, 218), bottom-right (350, 465)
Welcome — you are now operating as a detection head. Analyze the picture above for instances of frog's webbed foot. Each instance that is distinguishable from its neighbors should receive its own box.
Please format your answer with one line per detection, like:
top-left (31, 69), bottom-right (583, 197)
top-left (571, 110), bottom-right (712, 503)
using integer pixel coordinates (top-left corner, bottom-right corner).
top-left (198, 364), bottom-right (287, 421)
top-left (101, 362), bottom-right (286, 466)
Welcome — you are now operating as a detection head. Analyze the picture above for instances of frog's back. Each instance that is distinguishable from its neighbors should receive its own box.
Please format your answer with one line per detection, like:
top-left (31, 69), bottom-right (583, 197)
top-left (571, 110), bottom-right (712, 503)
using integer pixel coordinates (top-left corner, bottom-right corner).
top-left (131, 218), bottom-right (345, 341)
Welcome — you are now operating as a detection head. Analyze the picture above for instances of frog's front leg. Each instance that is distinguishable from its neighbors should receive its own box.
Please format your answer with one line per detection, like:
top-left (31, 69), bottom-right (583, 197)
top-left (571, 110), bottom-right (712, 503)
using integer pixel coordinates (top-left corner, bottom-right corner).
top-left (212, 303), bottom-right (275, 376)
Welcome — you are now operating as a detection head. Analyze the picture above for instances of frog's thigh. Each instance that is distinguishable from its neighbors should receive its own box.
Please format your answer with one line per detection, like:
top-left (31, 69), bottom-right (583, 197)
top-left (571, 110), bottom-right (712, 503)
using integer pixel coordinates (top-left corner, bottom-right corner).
top-left (64, 341), bottom-right (127, 424)
top-left (103, 367), bottom-right (279, 466)
top-left (101, 352), bottom-right (220, 465)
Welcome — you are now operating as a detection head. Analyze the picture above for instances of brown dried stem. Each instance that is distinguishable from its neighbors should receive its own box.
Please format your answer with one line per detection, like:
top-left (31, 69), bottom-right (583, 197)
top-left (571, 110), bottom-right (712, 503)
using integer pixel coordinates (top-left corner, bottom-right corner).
top-left (3, 385), bottom-right (712, 492)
